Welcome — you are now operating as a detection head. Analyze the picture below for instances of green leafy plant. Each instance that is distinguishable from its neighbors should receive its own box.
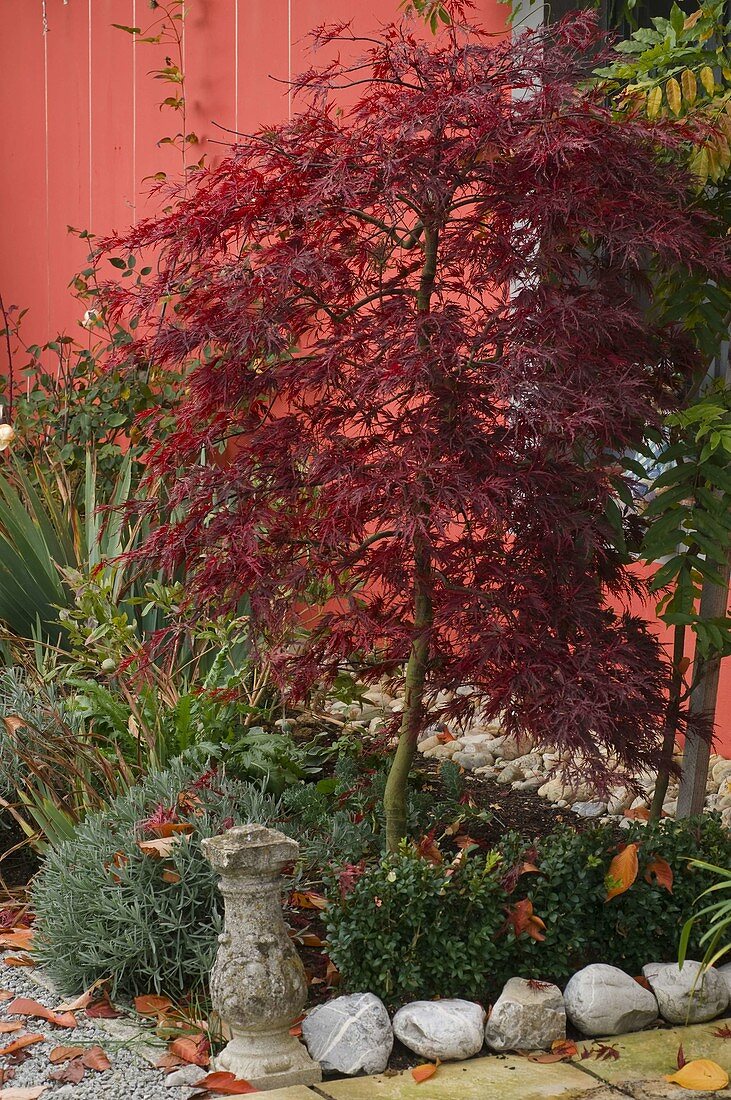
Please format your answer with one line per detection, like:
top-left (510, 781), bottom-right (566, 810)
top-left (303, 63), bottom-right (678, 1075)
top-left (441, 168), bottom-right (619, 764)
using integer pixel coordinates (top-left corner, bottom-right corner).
top-left (680, 859), bottom-right (731, 972)
top-left (32, 760), bottom-right (279, 998)
top-left (325, 816), bottom-right (731, 1005)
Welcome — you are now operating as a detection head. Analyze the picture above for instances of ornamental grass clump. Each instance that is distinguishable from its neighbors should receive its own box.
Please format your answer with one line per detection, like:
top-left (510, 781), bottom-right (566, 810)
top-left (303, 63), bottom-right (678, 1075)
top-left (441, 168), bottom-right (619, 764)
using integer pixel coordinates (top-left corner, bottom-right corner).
top-left (31, 760), bottom-right (279, 998)
top-left (99, 6), bottom-right (730, 850)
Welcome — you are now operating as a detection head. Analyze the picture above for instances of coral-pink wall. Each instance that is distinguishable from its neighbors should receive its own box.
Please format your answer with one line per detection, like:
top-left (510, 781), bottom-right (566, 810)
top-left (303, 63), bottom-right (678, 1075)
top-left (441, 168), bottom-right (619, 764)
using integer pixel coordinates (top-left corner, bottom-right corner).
top-left (1, 0), bottom-right (728, 754)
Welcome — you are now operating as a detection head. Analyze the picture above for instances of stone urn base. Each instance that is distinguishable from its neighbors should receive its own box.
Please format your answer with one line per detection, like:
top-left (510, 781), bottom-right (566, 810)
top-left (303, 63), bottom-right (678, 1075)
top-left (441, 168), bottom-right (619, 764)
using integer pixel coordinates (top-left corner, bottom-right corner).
top-left (215, 1026), bottom-right (322, 1090)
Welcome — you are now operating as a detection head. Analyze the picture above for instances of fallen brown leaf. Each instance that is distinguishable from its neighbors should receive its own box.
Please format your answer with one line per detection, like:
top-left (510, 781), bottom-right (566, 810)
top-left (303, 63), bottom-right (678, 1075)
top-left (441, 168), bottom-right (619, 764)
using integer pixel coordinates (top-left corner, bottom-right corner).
top-left (85, 994), bottom-right (121, 1019)
top-left (170, 1035), bottom-right (210, 1067)
top-left (0, 1035), bottom-right (45, 1058)
top-left (56, 979), bottom-right (108, 1013)
top-left (134, 995), bottom-right (174, 1018)
top-left (49, 1045), bottom-right (84, 1064)
top-left (195, 1071), bottom-right (257, 1094)
top-left (49, 1061), bottom-right (85, 1085)
top-left (2, 957), bottom-right (35, 969)
top-left (0, 1088), bottom-right (48, 1099)
top-left (81, 1046), bottom-right (111, 1072)
top-left (0, 933), bottom-right (33, 953)
top-left (7, 998), bottom-right (76, 1029)
top-left (0, 1025), bottom-right (22, 1035)
top-left (412, 1063), bottom-right (439, 1083)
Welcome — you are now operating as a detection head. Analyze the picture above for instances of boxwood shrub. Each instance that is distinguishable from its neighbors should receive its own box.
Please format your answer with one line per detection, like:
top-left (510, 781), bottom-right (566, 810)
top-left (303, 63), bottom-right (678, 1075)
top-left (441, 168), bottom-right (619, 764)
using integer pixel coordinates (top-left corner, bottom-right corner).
top-left (32, 759), bottom-right (279, 998)
top-left (324, 817), bottom-right (731, 1007)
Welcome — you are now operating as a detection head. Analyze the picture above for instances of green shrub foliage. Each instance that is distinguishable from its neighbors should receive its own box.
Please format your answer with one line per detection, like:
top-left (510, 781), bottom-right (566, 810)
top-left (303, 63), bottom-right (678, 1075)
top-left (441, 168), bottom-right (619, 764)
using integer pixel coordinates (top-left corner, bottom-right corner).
top-left (325, 818), bottom-right (731, 1006)
top-left (32, 760), bottom-right (278, 998)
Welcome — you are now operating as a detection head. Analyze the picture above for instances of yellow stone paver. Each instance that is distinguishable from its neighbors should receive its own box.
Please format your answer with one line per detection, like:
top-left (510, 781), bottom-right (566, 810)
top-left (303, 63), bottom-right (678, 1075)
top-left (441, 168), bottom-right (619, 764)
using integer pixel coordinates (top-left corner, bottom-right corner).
top-left (316, 1054), bottom-right (616, 1100)
top-left (572, 1018), bottom-right (731, 1093)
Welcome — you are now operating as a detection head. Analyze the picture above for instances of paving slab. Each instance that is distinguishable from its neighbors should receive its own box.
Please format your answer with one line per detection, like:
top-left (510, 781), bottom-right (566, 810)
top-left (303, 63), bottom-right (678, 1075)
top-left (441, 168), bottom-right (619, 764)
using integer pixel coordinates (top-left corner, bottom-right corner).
top-left (316, 1055), bottom-right (621, 1100)
top-left (572, 1019), bottom-right (731, 1098)
top-left (259, 1089), bottom-right (323, 1099)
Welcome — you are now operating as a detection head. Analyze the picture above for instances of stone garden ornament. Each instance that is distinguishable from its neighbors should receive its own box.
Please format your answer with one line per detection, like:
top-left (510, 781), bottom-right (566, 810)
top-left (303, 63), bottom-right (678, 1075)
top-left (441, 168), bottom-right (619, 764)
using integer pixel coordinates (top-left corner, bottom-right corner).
top-left (202, 824), bottom-right (322, 1090)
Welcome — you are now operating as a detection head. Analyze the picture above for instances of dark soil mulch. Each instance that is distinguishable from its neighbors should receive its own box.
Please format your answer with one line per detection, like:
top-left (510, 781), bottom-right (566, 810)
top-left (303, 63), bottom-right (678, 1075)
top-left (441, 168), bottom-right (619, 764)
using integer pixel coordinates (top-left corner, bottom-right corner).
top-left (0, 820), bottom-right (39, 896)
top-left (415, 756), bottom-right (592, 846)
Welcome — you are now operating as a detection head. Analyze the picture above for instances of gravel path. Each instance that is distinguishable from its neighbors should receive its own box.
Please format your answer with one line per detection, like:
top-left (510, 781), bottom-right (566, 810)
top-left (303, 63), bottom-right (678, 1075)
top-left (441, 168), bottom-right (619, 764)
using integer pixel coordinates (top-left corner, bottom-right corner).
top-left (0, 955), bottom-right (196, 1099)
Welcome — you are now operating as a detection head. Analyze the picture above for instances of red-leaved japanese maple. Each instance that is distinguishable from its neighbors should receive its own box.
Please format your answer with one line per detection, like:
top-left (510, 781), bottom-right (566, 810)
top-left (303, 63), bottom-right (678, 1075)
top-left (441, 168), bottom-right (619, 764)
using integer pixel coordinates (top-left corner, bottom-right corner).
top-left (100, 9), bottom-right (728, 848)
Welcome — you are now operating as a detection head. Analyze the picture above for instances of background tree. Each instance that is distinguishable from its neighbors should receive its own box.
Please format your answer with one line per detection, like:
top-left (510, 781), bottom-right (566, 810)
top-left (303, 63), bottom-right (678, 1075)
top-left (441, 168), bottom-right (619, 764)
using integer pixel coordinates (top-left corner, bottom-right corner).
top-left (100, 11), bottom-right (727, 849)
top-left (600, 0), bottom-right (731, 816)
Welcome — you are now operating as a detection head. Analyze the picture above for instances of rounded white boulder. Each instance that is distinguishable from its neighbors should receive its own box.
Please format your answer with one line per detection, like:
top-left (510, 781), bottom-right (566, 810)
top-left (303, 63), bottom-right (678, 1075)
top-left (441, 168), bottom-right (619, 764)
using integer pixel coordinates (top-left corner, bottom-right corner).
top-left (392, 999), bottom-right (486, 1061)
top-left (564, 964), bottom-right (658, 1036)
top-left (302, 992), bottom-right (393, 1075)
top-left (484, 977), bottom-right (565, 1052)
top-left (642, 962), bottom-right (729, 1025)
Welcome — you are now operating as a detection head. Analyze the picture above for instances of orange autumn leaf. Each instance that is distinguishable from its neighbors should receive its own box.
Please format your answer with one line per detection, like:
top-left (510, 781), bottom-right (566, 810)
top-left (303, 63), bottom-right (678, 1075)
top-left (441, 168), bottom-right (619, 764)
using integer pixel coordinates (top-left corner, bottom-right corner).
top-left (624, 806), bottom-right (650, 822)
top-left (507, 898), bottom-right (546, 942)
top-left (665, 1058), bottom-right (729, 1090)
top-left (81, 1046), bottom-right (111, 1072)
top-left (605, 843), bottom-right (639, 901)
top-left (0, 932), bottom-right (33, 952)
top-left (436, 727), bottom-right (456, 743)
top-left (644, 857), bottom-right (673, 893)
top-left (156, 1052), bottom-right (185, 1070)
top-left (412, 1062), bottom-right (439, 1083)
top-left (3, 957), bottom-right (35, 968)
top-left (0, 1034), bottom-right (45, 1057)
top-left (134, 995), bottom-right (174, 1018)
top-left (7, 998), bottom-right (76, 1029)
top-left (0, 1025), bottom-right (21, 1035)
top-left (289, 891), bottom-right (328, 911)
top-left (49, 1045), bottom-right (84, 1064)
top-left (161, 869), bottom-right (182, 884)
top-left (196, 1070), bottom-right (258, 1094)
top-left (146, 822), bottom-right (194, 839)
top-left (56, 979), bottom-right (109, 1013)
top-left (170, 1035), bottom-right (210, 1067)
top-left (0, 992), bottom-right (14, 1002)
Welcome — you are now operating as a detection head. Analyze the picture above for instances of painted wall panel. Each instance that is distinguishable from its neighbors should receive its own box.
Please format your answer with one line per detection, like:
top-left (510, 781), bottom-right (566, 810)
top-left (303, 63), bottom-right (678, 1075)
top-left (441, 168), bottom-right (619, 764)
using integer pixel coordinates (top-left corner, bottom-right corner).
top-left (0, 0), bottom-right (729, 754)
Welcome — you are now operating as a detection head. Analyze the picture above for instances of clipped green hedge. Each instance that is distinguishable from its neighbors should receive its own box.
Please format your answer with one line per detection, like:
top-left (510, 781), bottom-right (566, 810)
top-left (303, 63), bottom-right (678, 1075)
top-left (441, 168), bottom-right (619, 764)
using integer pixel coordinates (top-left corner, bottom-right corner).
top-left (324, 817), bottom-right (731, 1007)
top-left (32, 760), bottom-right (279, 998)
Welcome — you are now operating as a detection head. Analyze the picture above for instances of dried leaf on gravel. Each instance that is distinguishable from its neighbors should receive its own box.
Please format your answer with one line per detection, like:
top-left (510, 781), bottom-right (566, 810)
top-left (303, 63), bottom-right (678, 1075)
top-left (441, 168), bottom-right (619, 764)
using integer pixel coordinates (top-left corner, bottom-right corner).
top-left (170, 1035), bottom-right (210, 1067)
top-left (196, 1071), bottom-right (258, 1094)
top-left (55, 979), bottom-right (108, 1013)
top-left (0, 933), bottom-right (33, 953)
top-left (49, 1045), bottom-right (84, 1064)
top-left (85, 994), bottom-right (121, 1019)
top-left (156, 1052), bottom-right (185, 1071)
top-left (0, 1025), bottom-right (22, 1035)
top-left (6, 999), bottom-right (76, 1029)
top-left (2, 958), bottom-right (35, 969)
top-left (0, 1088), bottom-right (48, 1099)
top-left (0, 1035), bottom-right (45, 1058)
top-left (134, 995), bottom-right (174, 1018)
top-left (0, 993), bottom-right (13, 1003)
top-left (49, 1060), bottom-right (85, 1085)
top-left (81, 1046), bottom-right (111, 1072)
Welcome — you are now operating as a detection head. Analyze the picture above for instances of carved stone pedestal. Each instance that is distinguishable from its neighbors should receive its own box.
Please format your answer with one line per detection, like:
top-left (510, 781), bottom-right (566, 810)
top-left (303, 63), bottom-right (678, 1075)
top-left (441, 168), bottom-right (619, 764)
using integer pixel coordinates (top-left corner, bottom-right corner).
top-left (202, 824), bottom-right (322, 1090)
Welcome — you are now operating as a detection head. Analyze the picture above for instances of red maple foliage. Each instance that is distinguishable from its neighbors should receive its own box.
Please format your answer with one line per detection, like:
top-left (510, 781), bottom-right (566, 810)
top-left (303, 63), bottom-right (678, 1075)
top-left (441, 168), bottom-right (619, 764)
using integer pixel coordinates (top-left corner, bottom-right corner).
top-left (99, 11), bottom-right (728, 846)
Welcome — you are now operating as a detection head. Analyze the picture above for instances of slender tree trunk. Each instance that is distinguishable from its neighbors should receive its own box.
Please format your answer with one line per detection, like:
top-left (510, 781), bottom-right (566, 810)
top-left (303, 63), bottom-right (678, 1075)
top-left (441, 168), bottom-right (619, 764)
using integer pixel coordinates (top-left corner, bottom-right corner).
top-left (383, 224), bottom-right (439, 853)
top-left (384, 532), bottom-right (434, 851)
top-left (677, 553), bottom-right (731, 817)
top-left (650, 623), bottom-right (686, 819)
top-left (677, 351), bottom-right (731, 818)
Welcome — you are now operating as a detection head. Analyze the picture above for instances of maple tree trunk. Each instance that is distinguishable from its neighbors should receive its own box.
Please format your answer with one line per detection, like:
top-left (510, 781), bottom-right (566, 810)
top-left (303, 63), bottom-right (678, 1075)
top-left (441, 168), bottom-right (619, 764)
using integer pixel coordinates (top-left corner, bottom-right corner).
top-left (650, 623), bottom-right (685, 820)
top-left (383, 225), bottom-right (438, 853)
top-left (384, 532), bottom-right (434, 851)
